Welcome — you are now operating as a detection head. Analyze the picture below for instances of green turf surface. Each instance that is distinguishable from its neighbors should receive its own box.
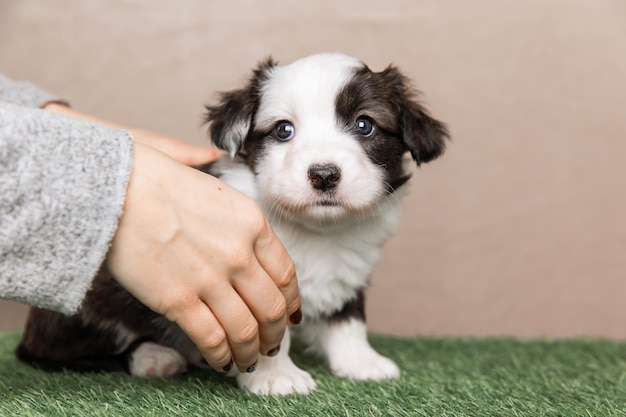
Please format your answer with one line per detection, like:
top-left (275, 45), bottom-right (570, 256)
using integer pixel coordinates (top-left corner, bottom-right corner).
top-left (1, 331), bottom-right (626, 416)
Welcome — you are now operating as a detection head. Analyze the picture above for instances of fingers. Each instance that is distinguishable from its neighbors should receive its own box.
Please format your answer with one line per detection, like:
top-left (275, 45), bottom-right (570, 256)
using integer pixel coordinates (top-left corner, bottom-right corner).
top-left (202, 283), bottom-right (261, 373)
top-left (253, 222), bottom-right (302, 325)
top-left (232, 266), bottom-right (288, 357)
top-left (168, 290), bottom-right (261, 374)
top-left (133, 133), bottom-right (223, 166)
top-left (166, 297), bottom-right (234, 373)
top-left (162, 142), bottom-right (223, 166)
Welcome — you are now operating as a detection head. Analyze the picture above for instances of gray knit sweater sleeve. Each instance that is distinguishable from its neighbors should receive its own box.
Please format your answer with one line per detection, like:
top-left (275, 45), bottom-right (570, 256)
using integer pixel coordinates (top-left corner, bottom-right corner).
top-left (0, 76), bottom-right (132, 315)
top-left (0, 74), bottom-right (66, 108)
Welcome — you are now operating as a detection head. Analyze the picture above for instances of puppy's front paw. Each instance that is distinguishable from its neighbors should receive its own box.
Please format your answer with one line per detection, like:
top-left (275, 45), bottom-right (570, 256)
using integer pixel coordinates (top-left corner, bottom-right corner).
top-left (330, 347), bottom-right (400, 381)
top-left (129, 342), bottom-right (187, 378)
top-left (237, 359), bottom-right (316, 395)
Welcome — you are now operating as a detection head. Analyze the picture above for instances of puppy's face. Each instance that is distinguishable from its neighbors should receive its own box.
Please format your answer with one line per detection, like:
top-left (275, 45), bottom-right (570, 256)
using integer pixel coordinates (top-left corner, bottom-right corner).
top-left (206, 53), bottom-right (448, 226)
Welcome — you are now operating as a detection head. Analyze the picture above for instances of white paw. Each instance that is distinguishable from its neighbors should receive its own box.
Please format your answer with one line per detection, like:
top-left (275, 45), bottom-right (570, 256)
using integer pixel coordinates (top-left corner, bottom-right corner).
top-left (129, 342), bottom-right (187, 378)
top-left (330, 348), bottom-right (400, 381)
top-left (237, 358), bottom-right (316, 395)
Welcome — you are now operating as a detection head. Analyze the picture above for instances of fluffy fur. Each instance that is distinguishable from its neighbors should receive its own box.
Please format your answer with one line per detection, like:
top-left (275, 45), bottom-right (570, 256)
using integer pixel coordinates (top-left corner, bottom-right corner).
top-left (16, 53), bottom-right (448, 395)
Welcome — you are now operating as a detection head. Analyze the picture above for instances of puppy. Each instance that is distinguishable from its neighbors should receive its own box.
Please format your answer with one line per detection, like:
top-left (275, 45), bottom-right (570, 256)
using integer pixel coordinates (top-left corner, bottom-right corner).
top-left (17, 53), bottom-right (448, 395)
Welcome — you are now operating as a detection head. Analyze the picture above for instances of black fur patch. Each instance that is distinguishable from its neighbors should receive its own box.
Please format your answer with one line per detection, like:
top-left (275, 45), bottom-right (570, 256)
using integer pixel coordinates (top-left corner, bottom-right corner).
top-left (335, 65), bottom-right (449, 191)
top-left (16, 306), bottom-right (131, 373)
top-left (16, 267), bottom-right (172, 374)
top-left (204, 58), bottom-right (276, 160)
top-left (325, 290), bottom-right (366, 323)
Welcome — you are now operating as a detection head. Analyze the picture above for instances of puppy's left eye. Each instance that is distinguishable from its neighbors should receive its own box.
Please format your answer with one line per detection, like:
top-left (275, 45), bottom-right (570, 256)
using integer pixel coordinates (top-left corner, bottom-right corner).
top-left (275, 121), bottom-right (295, 141)
top-left (355, 116), bottom-right (375, 137)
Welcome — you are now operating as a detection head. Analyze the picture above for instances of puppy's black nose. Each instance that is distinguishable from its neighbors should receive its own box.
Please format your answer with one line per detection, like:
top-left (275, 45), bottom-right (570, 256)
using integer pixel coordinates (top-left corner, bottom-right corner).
top-left (308, 164), bottom-right (341, 191)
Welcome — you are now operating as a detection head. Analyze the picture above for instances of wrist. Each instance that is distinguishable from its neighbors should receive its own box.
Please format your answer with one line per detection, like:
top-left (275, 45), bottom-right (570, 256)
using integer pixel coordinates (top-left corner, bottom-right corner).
top-left (105, 142), bottom-right (181, 280)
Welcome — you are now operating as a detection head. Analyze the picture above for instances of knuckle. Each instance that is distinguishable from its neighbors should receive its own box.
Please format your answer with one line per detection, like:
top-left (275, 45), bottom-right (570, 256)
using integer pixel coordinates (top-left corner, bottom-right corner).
top-left (160, 290), bottom-right (196, 321)
top-left (244, 204), bottom-right (268, 236)
top-left (200, 328), bottom-right (228, 350)
top-left (228, 249), bottom-right (255, 273)
top-left (232, 320), bottom-right (259, 345)
top-left (262, 297), bottom-right (287, 324)
top-left (274, 261), bottom-right (297, 289)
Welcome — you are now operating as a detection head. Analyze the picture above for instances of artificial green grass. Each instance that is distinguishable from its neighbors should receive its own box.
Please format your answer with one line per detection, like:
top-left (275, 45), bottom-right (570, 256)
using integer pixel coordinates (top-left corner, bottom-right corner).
top-left (1, 331), bottom-right (626, 417)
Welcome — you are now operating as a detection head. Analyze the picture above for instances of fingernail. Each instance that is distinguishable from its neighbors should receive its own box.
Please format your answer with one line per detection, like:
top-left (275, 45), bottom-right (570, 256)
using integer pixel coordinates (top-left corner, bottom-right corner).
top-left (290, 308), bottom-right (302, 325)
top-left (222, 360), bottom-right (233, 372)
top-left (267, 345), bottom-right (281, 357)
top-left (246, 361), bottom-right (258, 373)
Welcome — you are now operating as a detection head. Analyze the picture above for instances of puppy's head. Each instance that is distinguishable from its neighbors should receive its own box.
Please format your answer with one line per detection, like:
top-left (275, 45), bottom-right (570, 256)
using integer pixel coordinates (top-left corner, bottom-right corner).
top-left (205, 53), bottom-right (448, 226)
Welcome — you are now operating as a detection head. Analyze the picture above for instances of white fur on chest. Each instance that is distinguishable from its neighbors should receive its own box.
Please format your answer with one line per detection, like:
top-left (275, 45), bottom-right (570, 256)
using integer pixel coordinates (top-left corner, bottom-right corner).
top-left (271, 210), bottom-right (400, 318)
top-left (212, 157), bottom-right (403, 319)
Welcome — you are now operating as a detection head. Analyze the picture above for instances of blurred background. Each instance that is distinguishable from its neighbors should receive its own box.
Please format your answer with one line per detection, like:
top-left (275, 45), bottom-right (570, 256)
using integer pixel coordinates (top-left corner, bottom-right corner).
top-left (1, 0), bottom-right (625, 338)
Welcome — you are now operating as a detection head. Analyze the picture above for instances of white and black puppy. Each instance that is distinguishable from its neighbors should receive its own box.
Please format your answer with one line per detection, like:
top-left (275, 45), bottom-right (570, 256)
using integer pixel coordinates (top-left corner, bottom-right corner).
top-left (17, 53), bottom-right (448, 395)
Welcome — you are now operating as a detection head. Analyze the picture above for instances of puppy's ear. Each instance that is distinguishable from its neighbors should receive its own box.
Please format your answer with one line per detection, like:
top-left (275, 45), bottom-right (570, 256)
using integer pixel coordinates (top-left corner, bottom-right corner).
top-left (204, 58), bottom-right (277, 156)
top-left (382, 66), bottom-right (449, 165)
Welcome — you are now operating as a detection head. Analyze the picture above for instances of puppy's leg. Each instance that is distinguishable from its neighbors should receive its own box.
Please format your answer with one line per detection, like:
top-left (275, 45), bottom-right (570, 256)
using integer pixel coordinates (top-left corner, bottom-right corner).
top-left (300, 291), bottom-right (400, 380)
top-left (128, 341), bottom-right (187, 378)
top-left (17, 307), bottom-right (133, 374)
top-left (236, 328), bottom-right (316, 395)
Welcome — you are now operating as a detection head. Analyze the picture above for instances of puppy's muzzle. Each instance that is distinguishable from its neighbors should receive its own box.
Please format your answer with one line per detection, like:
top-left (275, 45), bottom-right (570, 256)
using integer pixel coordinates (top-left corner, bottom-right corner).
top-left (308, 164), bottom-right (341, 192)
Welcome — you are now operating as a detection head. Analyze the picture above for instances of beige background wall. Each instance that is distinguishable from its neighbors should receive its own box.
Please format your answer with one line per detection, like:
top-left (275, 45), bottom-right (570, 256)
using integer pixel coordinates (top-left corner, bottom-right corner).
top-left (1, 0), bottom-right (625, 338)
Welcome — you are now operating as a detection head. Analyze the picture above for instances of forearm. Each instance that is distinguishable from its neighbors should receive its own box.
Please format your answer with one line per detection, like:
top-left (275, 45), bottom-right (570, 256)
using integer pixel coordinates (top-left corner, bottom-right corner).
top-left (0, 103), bottom-right (132, 314)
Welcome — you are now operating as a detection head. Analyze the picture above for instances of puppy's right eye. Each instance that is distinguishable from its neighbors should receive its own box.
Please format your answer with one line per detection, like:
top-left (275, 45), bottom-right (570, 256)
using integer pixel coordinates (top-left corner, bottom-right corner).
top-left (275, 121), bottom-right (295, 141)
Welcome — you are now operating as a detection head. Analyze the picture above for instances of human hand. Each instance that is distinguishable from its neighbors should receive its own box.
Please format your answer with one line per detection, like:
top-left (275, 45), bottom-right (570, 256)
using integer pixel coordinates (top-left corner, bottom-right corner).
top-left (105, 142), bottom-right (302, 373)
top-left (125, 128), bottom-right (222, 166)
top-left (42, 102), bottom-right (222, 166)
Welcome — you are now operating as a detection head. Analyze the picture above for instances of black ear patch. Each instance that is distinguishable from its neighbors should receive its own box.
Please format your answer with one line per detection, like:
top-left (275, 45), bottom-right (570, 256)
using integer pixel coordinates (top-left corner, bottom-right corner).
top-left (380, 66), bottom-right (449, 165)
top-left (204, 58), bottom-right (276, 156)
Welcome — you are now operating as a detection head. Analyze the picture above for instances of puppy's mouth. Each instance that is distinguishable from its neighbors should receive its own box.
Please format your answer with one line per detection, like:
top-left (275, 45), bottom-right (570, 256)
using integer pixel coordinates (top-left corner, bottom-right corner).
top-left (267, 197), bottom-right (345, 217)
top-left (315, 199), bottom-right (340, 207)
